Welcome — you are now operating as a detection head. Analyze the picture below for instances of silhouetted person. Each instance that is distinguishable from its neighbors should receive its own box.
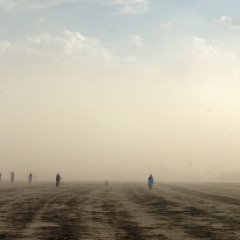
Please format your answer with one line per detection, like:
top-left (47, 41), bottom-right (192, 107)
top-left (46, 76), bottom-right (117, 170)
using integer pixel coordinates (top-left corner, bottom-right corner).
top-left (56, 173), bottom-right (61, 187)
top-left (10, 171), bottom-right (15, 183)
top-left (27, 172), bottom-right (33, 183)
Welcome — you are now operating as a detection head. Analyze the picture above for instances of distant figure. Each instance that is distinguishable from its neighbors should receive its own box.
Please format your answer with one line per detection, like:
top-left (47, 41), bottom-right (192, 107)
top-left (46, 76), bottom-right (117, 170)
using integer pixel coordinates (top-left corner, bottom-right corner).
top-left (10, 171), bottom-right (15, 183)
top-left (0, 173), bottom-right (1, 182)
top-left (148, 174), bottom-right (154, 190)
top-left (56, 173), bottom-right (61, 187)
top-left (104, 180), bottom-right (109, 187)
top-left (27, 172), bottom-right (33, 183)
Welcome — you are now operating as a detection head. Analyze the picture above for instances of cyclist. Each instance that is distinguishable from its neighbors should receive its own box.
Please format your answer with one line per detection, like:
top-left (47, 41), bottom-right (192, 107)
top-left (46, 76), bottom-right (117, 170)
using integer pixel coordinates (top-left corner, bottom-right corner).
top-left (27, 172), bottom-right (33, 183)
top-left (10, 171), bottom-right (15, 183)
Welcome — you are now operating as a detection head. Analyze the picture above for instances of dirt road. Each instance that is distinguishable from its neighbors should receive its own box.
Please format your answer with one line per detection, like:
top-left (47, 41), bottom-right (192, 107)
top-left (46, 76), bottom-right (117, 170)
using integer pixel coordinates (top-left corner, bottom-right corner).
top-left (0, 182), bottom-right (240, 239)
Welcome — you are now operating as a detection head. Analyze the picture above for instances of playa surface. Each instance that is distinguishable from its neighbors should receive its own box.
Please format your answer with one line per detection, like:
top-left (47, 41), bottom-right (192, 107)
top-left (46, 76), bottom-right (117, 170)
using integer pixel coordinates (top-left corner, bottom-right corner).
top-left (0, 181), bottom-right (240, 239)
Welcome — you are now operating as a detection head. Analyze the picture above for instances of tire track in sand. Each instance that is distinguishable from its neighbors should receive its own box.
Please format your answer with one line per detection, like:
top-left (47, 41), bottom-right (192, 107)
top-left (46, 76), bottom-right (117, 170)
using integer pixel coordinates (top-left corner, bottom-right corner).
top-left (125, 184), bottom-right (240, 239)
top-left (77, 185), bottom-right (168, 239)
top-left (23, 186), bottom-right (94, 240)
top-left (2, 183), bottom-right (92, 239)
top-left (162, 184), bottom-right (240, 206)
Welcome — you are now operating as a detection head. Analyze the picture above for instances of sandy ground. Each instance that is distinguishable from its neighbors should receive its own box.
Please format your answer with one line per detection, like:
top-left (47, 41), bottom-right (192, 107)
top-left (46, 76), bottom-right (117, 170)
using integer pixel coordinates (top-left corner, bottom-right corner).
top-left (0, 182), bottom-right (240, 239)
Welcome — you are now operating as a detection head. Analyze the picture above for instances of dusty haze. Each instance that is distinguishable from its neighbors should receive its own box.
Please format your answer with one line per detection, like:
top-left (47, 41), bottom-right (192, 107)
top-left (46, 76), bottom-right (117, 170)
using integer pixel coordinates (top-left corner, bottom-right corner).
top-left (1, 1), bottom-right (240, 182)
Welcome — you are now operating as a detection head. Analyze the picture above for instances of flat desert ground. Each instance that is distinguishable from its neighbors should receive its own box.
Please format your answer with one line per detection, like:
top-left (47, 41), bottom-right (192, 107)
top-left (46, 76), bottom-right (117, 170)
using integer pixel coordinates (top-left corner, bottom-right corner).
top-left (0, 182), bottom-right (240, 239)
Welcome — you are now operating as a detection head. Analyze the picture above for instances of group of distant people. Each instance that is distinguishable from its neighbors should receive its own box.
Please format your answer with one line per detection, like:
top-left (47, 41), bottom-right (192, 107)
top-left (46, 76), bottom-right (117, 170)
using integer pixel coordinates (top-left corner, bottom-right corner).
top-left (0, 172), bottom-right (62, 187)
top-left (0, 171), bottom-right (19, 183)
top-left (0, 172), bottom-right (17, 183)
top-left (0, 172), bottom-right (151, 189)
top-left (9, 171), bottom-right (32, 183)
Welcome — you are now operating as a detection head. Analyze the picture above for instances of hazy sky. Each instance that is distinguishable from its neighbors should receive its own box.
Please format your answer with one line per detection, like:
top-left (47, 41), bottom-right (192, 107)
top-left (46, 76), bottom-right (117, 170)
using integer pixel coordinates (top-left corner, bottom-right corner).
top-left (1, 0), bottom-right (240, 181)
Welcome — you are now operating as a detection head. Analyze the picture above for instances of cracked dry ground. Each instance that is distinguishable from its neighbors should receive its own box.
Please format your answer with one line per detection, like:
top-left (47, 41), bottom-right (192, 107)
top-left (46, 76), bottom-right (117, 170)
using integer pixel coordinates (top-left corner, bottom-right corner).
top-left (1, 182), bottom-right (240, 239)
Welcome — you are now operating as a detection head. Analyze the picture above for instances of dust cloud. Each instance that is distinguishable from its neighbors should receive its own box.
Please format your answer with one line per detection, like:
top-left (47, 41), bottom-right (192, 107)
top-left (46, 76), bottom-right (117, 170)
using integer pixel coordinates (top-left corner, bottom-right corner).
top-left (1, 55), bottom-right (240, 183)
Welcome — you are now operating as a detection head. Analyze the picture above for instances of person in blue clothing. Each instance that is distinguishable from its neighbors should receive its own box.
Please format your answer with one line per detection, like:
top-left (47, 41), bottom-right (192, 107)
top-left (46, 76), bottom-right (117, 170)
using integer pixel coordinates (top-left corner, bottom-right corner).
top-left (148, 174), bottom-right (154, 190)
